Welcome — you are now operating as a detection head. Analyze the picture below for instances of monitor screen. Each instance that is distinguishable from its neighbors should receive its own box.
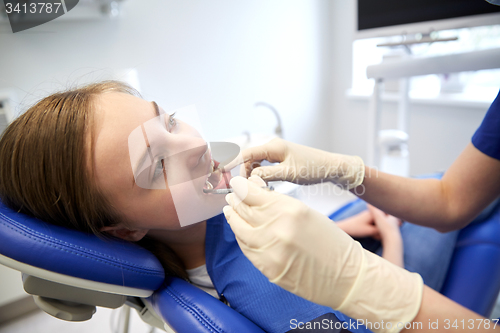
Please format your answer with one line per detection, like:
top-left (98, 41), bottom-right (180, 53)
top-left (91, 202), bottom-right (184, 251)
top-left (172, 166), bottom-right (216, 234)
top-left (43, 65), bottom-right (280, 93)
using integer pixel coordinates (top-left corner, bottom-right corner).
top-left (357, 0), bottom-right (500, 38)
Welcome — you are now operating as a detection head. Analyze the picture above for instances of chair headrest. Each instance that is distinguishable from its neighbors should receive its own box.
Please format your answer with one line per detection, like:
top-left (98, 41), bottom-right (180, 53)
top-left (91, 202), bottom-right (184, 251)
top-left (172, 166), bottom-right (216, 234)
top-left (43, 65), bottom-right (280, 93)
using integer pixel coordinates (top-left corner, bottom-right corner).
top-left (0, 201), bottom-right (164, 292)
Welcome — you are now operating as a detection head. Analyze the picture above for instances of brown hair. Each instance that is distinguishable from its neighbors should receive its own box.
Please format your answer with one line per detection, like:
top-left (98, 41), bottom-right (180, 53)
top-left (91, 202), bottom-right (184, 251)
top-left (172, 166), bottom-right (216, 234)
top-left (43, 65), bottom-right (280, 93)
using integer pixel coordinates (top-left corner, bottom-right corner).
top-left (0, 81), bottom-right (187, 280)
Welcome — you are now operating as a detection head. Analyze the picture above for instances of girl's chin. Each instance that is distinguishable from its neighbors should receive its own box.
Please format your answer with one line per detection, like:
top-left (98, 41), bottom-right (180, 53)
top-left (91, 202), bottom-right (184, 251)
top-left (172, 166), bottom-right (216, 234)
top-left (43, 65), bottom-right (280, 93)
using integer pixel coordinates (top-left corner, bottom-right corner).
top-left (202, 193), bottom-right (227, 206)
top-left (173, 195), bottom-right (227, 226)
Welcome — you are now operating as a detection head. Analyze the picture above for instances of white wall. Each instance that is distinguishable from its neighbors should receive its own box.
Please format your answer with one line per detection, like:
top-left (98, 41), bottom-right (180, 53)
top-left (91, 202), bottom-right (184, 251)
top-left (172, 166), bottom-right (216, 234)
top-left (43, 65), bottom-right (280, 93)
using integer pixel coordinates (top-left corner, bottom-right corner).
top-left (329, 1), bottom-right (490, 175)
top-left (0, 0), bottom-right (333, 150)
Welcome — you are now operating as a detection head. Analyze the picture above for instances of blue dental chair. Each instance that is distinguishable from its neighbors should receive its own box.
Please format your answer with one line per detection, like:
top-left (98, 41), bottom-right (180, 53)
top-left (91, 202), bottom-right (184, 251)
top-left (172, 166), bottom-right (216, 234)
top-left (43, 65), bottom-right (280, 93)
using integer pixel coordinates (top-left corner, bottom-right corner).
top-left (0, 201), bottom-right (264, 333)
top-left (1, 188), bottom-right (500, 332)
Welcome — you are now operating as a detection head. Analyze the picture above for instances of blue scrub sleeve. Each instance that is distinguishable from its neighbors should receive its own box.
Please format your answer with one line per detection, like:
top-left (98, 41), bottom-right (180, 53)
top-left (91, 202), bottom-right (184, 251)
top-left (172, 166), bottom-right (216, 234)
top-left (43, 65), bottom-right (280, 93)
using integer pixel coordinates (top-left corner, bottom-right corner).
top-left (471, 89), bottom-right (500, 160)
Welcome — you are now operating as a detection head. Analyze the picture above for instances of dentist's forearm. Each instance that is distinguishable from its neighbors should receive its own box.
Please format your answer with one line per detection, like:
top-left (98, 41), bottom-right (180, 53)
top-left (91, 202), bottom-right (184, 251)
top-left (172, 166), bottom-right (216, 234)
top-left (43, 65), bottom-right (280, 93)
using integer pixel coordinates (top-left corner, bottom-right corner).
top-left (402, 286), bottom-right (500, 333)
top-left (351, 144), bottom-right (500, 232)
top-left (353, 167), bottom-right (455, 231)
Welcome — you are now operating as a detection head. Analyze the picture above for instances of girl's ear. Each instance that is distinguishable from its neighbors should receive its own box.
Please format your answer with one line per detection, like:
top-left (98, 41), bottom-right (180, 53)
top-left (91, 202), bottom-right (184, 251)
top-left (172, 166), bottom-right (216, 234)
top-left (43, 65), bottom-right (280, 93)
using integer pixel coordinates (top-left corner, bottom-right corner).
top-left (101, 226), bottom-right (149, 242)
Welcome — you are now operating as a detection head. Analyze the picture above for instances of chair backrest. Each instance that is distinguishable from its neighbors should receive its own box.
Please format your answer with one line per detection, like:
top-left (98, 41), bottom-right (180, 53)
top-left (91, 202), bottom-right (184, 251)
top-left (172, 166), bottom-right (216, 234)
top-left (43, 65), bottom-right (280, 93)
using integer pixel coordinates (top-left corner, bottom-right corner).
top-left (440, 198), bottom-right (500, 317)
top-left (0, 201), bottom-right (265, 332)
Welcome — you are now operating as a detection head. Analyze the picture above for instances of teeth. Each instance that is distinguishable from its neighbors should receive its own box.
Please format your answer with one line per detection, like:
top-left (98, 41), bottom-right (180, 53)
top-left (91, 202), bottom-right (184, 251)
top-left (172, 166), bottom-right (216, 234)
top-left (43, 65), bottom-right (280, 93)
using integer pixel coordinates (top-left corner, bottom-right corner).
top-left (207, 159), bottom-right (215, 178)
top-left (205, 179), bottom-right (213, 190)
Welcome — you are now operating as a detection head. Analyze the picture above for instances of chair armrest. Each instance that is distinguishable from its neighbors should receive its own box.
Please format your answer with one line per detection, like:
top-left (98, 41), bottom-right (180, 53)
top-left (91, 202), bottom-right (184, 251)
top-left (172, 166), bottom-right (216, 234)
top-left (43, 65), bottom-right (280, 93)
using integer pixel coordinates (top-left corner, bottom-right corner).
top-left (149, 277), bottom-right (265, 333)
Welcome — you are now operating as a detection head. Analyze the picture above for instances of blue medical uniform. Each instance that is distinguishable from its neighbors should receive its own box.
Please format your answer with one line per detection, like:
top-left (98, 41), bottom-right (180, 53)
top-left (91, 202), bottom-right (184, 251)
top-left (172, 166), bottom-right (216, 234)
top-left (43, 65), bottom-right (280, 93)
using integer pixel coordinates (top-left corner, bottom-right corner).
top-left (473, 89), bottom-right (500, 323)
top-left (472, 90), bottom-right (500, 161)
top-left (205, 214), bottom-right (372, 333)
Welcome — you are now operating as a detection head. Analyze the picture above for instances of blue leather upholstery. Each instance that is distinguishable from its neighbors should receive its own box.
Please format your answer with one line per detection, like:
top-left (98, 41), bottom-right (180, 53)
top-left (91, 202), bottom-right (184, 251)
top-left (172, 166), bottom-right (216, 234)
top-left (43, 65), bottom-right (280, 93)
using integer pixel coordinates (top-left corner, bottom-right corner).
top-left (150, 277), bottom-right (265, 333)
top-left (441, 199), bottom-right (500, 317)
top-left (0, 202), bottom-right (164, 290)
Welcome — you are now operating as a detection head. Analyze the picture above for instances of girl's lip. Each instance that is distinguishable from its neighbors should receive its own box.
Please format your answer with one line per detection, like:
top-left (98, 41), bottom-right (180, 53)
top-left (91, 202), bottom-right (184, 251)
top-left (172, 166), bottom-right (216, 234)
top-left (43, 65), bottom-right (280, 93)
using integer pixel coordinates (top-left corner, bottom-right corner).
top-left (204, 159), bottom-right (232, 191)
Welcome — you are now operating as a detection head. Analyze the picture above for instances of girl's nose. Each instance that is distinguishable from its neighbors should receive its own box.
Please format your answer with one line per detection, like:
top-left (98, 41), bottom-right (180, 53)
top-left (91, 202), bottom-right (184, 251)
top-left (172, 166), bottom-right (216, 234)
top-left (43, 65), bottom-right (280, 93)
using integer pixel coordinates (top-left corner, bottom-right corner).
top-left (167, 136), bottom-right (209, 177)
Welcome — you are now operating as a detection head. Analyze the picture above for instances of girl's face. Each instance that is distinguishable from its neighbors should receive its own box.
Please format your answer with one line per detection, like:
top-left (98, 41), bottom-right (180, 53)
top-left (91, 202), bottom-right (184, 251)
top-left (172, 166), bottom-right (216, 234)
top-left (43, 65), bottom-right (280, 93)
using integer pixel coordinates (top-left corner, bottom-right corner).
top-left (91, 92), bottom-right (227, 238)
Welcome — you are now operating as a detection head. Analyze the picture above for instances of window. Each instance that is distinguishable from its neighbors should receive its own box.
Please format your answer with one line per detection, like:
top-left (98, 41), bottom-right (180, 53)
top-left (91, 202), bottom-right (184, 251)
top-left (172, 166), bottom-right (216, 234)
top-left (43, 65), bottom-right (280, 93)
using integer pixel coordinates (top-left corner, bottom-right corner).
top-left (351, 25), bottom-right (500, 101)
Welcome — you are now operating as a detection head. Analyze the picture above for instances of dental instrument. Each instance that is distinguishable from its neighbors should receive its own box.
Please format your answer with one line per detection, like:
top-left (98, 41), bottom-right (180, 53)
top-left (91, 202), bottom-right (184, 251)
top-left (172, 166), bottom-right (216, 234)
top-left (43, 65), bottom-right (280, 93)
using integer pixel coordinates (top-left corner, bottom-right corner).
top-left (203, 185), bottom-right (274, 194)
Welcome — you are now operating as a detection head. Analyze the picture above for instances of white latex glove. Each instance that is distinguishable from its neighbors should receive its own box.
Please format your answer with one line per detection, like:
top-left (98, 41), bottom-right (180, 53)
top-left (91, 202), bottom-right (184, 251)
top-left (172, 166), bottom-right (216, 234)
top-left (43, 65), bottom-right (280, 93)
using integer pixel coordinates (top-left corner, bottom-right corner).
top-left (224, 138), bottom-right (365, 190)
top-left (223, 176), bottom-right (423, 333)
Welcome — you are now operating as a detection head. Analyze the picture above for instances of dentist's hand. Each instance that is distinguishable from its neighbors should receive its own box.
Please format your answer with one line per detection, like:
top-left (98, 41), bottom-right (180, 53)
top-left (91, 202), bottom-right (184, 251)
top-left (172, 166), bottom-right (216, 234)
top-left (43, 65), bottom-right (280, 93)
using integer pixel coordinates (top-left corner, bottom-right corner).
top-left (223, 176), bottom-right (423, 333)
top-left (225, 138), bottom-right (365, 190)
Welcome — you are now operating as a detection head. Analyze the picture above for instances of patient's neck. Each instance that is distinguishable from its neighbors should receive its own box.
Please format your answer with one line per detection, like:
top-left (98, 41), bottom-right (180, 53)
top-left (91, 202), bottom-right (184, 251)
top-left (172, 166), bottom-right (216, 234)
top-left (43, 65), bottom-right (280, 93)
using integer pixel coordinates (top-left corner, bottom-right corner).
top-left (148, 221), bottom-right (207, 270)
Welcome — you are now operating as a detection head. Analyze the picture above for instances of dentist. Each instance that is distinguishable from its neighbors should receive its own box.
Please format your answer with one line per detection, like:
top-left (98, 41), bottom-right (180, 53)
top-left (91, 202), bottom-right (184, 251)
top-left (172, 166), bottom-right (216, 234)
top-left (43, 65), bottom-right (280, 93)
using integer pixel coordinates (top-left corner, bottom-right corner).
top-left (223, 88), bottom-right (500, 333)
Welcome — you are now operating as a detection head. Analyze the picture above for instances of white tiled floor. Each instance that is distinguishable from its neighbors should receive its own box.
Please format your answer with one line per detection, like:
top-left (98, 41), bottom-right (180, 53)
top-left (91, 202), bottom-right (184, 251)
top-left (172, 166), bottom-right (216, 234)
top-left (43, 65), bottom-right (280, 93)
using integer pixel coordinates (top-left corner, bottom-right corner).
top-left (0, 306), bottom-right (156, 333)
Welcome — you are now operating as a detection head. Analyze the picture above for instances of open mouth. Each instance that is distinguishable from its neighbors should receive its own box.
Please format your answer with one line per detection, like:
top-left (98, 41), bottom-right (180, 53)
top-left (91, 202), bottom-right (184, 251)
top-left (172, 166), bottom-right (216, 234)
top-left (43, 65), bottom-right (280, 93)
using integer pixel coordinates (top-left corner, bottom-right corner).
top-left (203, 159), bottom-right (231, 192)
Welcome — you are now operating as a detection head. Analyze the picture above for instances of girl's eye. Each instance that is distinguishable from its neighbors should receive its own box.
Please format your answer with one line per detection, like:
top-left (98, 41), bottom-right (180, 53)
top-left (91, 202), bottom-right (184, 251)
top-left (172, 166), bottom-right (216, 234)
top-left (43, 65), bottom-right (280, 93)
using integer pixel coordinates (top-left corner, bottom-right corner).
top-left (153, 159), bottom-right (164, 181)
top-left (168, 112), bottom-right (177, 131)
